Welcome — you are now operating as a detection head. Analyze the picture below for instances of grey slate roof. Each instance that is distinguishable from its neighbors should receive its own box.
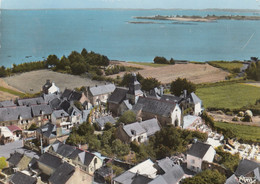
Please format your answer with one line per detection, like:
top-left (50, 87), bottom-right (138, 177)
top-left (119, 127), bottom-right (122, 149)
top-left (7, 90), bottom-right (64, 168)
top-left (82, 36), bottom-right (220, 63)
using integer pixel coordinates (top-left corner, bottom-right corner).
top-left (108, 87), bottom-right (128, 104)
top-left (189, 92), bottom-right (202, 104)
top-left (58, 100), bottom-right (71, 112)
top-left (123, 122), bottom-right (146, 138)
top-left (95, 115), bottom-right (116, 129)
top-left (159, 165), bottom-right (184, 184)
top-left (49, 98), bottom-right (62, 110)
top-left (235, 159), bottom-right (260, 180)
top-left (43, 94), bottom-right (60, 104)
top-left (187, 142), bottom-right (211, 159)
top-left (160, 94), bottom-right (183, 103)
top-left (89, 83), bottom-right (116, 96)
top-left (56, 144), bottom-right (76, 158)
top-left (37, 123), bottom-right (56, 138)
top-left (0, 100), bottom-right (16, 107)
top-left (133, 97), bottom-right (176, 118)
top-left (7, 152), bottom-right (23, 166)
top-left (0, 106), bottom-right (32, 121)
top-left (10, 171), bottom-right (37, 184)
top-left (78, 151), bottom-right (95, 166)
top-left (68, 148), bottom-right (84, 160)
top-left (31, 104), bottom-right (52, 117)
top-left (156, 157), bottom-right (175, 173)
top-left (61, 89), bottom-right (82, 101)
top-left (139, 118), bottom-right (160, 137)
top-left (113, 171), bottom-right (153, 184)
top-left (52, 109), bottom-right (69, 119)
top-left (68, 106), bottom-right (81, 116)
top-left (18, 97), bottom-right (45, 106)
top-left (225, 174), bottom-right (239, 184)
top-left (61, 89), bottom-right (73, 99)
top-left (38, 152), bottom-right (62, 169)
top-left (123, 100), bottom-right (133, 110)
top-left (49, 162), bottom-right (75, 184)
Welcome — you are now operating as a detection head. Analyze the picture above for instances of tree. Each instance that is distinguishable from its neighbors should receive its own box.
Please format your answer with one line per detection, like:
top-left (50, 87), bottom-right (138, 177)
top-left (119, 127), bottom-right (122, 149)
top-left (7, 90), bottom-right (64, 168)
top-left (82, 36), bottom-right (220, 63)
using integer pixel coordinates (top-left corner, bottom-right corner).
top-left (111, 139), bottom-right (130, 157)
top-left (0, 157), bottom-right (7, 170)
top-left (57, 55), bottom-right (70, 70)
top-left (153, 56), bottom-right (169, 64)
top-left (181, 169), bottom-right (226, 184)
top-left (81, 48), bottom-right (88, 59)
top-left (28, 123), bottom-right (38, 130)
top-left (0, 66), bottom-right (7, 77)
top-left (77, 122), bottom-right (94, 137)
top-left (141, 77), bottom-right (161, 91)
top-left (120, 73), bottom-right (144, 87)
top-left (46, 55), bottom-right (59, 67)
top-left (70, 62), bottom-right (87, 75)
top-left (169, 58), bottom-right (175, 65)
top-left (68, 51), bottom-right (85, 64)
top-left (170, 77), bottom-right (196, 96)
top-left (118, 110), bottom-right (136, 124)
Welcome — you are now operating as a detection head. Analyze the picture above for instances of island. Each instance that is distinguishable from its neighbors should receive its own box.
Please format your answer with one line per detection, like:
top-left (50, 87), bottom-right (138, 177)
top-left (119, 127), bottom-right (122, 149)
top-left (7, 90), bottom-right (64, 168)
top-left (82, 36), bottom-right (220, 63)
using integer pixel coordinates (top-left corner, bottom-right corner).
top-left (134, 14), bottom-right (260, 22)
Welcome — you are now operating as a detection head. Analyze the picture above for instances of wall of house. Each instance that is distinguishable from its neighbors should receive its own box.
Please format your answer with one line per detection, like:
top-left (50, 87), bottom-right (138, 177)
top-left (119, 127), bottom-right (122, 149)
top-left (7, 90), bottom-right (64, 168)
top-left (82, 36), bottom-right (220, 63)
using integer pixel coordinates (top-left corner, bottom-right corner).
top-left (48, 84), bottom-right (59, 94)
top-left (202, 147), bottom-right (216, 163)
top-left (130, 133), bottom-right (147, 143)
top-left (137, 111), bottom-right (171, 126)
top-left (116, 126), bottom-right (131, 143)
top-left (108, 103), bottom-right (120, 116)
top-left (66, 167), bottom-right (93, 184)
top-left (194, 103), bottom-right (202, 116)
top-left (171, 105), bottom-right (182, 127)
top-left (17, 155), bottom-right (32, 171)
top-left (38, 162), bottom-right (55, 176)
top-left (88, 156), bottom-right (103, 175)
top-left (187, 154), bottom-right (203, 172)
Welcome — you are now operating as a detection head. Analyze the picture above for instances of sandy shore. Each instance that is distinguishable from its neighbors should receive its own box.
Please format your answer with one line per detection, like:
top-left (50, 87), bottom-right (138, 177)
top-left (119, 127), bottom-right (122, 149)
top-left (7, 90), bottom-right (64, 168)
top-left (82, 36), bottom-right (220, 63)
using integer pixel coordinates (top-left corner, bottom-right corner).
top-left (167, 17), bottom-right (213, 22)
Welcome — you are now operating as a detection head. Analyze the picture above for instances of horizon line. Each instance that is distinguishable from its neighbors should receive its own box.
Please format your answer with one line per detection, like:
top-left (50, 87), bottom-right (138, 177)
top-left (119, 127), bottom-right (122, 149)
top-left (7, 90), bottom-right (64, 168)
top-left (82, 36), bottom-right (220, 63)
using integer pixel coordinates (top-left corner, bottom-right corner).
top-left (1, 8), bottom-right (260, 11)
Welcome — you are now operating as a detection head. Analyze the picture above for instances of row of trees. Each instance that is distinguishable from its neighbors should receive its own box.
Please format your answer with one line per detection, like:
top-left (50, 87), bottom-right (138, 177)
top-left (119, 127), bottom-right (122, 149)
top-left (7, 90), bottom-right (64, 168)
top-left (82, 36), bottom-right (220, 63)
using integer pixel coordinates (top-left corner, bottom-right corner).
top-left (153, 56), bottom-right (175, 64)
top-left (245, 60), bottom-right (260, 81)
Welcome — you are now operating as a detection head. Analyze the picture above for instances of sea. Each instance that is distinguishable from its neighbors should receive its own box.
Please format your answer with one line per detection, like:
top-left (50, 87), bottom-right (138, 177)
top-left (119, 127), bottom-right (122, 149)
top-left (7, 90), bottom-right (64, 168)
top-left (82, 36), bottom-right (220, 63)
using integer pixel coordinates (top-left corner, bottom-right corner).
top-left (1, 9), bottom-right (260, 67)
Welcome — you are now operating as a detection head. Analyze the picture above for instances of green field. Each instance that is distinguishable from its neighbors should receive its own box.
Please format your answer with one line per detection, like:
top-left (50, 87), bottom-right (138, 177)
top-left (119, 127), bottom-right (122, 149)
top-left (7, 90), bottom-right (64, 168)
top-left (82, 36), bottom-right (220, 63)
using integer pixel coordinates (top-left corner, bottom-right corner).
top-left (128, 62), bottom-right (169, 67)
top-left (208, 61), bottom-right (243, 73)
top-left (214, 121), bottom-right (260, 142)
top-left (0, 86), bottom-right (25, 97)
top-left (197, 83), bottom-right (260, 110)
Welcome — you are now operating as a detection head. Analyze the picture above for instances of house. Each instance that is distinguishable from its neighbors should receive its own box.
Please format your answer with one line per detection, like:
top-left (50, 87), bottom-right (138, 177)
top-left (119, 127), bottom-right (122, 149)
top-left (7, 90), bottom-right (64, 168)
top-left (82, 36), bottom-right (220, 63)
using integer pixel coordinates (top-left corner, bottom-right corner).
top-left (51, 110), bottom-right (69, 124)
top-left (7, 151), bottom-right (33, 171)
top-left (117, 118), bottom-right (161, 144)
top-left (43, 93), bottom-right (60, 104)
top-left (186, 141), bottom-right (216, 172)
top-left (133, 97), bottom-right (182, 127)
top-left (86, 83), bottom-right (116, 106)
top-left (0, 100), bottom-right (16, 108)
top-left (95, 115), bottom-right (116, 130)
top-left (7, 125), bottom-right (22, 138)
top-left (61, 89), bottom-right (90, 108)
top-left (234, 159), bottom-right (260, 183)
top-left (0, 126), bottom-right (15, 144)
top-left (94, 166), bottom-right (113, 183)
top-left (117, 122), bottom-right (147, 143)
top-left (9, 171), bottom-right (37, 184)
top-left (42, 80), bottom-right (60, 94)
top-left (36, 122), bottom-right (70, 145)
top-left (31, 104), bottom-right (52, 126)
top-left (151, 157), bottom-right (185, 184)
top-left (107, 87), bottom-right (129, 116)
top-left (0, 106), bottom-right (33, 129)
top-left (113, 159), bottom-right (158, 184)
top-left (180, 91), bottom-right (203, 116)
top-left (68, 106), bottom-right (83, 125)
top-left (7, 152), bottom-right (24, 168)
top-left (17, 97), bottom-right (45, 106)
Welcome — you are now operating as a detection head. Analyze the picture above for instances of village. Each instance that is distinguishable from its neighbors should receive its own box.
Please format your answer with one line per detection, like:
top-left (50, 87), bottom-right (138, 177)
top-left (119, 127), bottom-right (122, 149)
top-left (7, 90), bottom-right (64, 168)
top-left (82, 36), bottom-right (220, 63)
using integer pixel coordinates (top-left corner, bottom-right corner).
top-left (0, 71), bottom-right (259, 184)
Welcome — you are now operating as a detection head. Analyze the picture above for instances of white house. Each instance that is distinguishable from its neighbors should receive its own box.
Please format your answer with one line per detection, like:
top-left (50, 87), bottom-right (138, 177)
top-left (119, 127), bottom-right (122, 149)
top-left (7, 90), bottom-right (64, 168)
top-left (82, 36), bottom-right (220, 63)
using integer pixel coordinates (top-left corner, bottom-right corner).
top-left (42, 80), bottom-right (60, 94)
top-left (187, 141), bottom-right (216, 173)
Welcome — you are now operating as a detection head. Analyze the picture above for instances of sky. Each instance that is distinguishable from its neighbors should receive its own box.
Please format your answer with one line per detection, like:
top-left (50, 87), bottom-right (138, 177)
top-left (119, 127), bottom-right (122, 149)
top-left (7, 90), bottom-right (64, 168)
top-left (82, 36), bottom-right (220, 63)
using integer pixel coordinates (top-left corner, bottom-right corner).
top-left (1, 0), bottom-right (260, 10)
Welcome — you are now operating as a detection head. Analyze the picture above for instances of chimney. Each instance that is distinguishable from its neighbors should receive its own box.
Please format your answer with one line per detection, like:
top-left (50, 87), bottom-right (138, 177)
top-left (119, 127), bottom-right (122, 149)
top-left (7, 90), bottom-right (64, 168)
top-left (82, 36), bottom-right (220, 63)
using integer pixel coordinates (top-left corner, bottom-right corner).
top-left (160, 86), bottom-right (164, 96)
top-left (183, 90), bottom-right (187, 99)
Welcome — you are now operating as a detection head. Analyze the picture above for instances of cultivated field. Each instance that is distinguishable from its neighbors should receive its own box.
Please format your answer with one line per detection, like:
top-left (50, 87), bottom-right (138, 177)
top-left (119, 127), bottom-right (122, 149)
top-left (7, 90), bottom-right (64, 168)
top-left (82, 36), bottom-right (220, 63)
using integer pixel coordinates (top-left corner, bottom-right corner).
top-left (111, 62), bottom-right (229, 84)
top-left (3, 70), bottom-right (104, 94)
top-left (0, 78), bottom-right (24, 101)
top-left (197, 83), bottom-right (260, 110)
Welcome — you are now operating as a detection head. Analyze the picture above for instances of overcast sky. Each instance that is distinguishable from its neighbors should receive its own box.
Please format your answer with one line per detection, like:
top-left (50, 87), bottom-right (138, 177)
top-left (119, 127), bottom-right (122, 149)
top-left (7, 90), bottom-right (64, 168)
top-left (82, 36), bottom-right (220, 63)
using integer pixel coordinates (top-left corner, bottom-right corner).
top-left (1, 0), bottom-right (260, 10)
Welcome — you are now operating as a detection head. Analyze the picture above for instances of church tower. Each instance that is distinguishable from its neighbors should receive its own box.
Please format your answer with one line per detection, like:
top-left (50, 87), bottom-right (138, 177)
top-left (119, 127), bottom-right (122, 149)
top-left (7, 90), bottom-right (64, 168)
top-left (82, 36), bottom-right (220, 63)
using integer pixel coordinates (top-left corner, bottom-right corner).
top-left (126, 73), bottom-right (143, 105)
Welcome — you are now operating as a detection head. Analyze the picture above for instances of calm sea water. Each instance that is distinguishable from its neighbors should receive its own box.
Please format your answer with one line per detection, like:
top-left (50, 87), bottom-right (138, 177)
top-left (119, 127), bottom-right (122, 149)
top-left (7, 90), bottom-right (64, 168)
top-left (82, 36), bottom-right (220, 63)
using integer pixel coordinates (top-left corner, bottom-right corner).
top-left (1, 9), bottom-right (260, 67)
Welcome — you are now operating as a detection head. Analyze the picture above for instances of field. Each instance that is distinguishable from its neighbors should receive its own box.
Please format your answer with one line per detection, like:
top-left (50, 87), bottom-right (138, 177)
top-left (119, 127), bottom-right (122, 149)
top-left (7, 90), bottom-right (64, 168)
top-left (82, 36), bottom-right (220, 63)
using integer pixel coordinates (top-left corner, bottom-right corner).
top-left (214, 121), bottom-right (260, 142)
top-left (111, 62), bottom-right (229, 84)
top-left (128, 62), bottom-right (170, 67)
top-left (0, 78), bottom-right (24, 101)
top-left (196, 83), bottom-right (260, 110)
top-left (3, 70), bottom-right (104, 94)
top-left (208, 61), bottom-right (243, 73)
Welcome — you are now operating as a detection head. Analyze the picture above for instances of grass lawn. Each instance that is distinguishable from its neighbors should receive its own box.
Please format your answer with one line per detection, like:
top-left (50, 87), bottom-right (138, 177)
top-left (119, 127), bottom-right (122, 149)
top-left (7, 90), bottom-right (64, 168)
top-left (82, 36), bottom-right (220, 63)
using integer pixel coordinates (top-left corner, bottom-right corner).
top-left (128, 62), bottom-right (169, 67)
top-left (0, 86), bottom-right (24, 97)
top-left (208, 61), bottom-right (243, 72)
top-left (214, 121), bottom-right (260, 142)
top-left (196, 83), bottom-right (260, 110)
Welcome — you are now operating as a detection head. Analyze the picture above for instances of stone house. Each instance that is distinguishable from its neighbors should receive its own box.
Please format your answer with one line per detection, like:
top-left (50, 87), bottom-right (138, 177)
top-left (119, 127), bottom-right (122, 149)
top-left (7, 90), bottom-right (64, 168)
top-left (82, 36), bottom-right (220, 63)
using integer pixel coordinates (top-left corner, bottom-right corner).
top-left (186, 141), bottom-right (216, 173)
top-left (42, 80), bottom-right (60, 94)
top-left (133, 97), bottom-right (182, 127)
top-left (51, 110), bottom-right (69, 125)
top-left (86, 83), bottom-right (116, 106)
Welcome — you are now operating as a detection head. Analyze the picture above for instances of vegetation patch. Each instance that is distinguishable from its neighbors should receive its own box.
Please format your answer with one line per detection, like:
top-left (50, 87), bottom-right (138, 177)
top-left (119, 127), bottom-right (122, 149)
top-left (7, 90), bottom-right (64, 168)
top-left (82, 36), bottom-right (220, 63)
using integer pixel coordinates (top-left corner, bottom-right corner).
top-left (208, 61), bottom-right (243, 73)
top-left (197, 83), bottom-right (260, 110)
top-left (0, 86), bottom-right (24, 97)
top-left (214, 121), bottom-right (260, 142)
top-left (128, 62), bottom-right (169, 67)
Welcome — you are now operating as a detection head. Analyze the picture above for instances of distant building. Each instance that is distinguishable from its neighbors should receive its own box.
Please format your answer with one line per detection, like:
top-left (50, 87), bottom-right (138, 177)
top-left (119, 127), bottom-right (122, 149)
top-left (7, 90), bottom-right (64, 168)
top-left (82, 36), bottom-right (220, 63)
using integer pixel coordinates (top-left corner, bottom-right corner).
top-left (9, 171), bottom-right (37, 184)
top-left (95, 115), bottom-right (116, 130)
top-left (42, 80), bottom-right (60, 94)
top-left (186, 141), bottom-right (216, 173)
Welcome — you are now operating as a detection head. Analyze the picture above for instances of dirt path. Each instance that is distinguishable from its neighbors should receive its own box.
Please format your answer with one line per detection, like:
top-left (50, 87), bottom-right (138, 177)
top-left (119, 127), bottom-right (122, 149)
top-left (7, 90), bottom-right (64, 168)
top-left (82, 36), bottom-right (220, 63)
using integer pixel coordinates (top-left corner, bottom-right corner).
top-left (110, 62), bottom-right (229, 84)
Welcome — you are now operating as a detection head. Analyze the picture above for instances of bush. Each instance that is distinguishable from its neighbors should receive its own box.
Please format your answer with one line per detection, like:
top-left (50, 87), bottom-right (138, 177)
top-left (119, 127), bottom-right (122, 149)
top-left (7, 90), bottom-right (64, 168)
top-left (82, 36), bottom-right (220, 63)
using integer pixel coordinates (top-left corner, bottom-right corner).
top-left (118, 111), bottom-right (136, 125)
top-left (153, 56), bottom-right (169, 64)
top-left (170, 77), bottom-right (196, 96)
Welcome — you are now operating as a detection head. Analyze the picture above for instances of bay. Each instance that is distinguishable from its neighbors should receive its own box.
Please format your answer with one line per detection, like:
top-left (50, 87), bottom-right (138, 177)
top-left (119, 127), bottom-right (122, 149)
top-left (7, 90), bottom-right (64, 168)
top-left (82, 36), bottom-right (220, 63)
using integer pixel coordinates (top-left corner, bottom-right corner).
top-left (1, 9), bottom-right (260, 67)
